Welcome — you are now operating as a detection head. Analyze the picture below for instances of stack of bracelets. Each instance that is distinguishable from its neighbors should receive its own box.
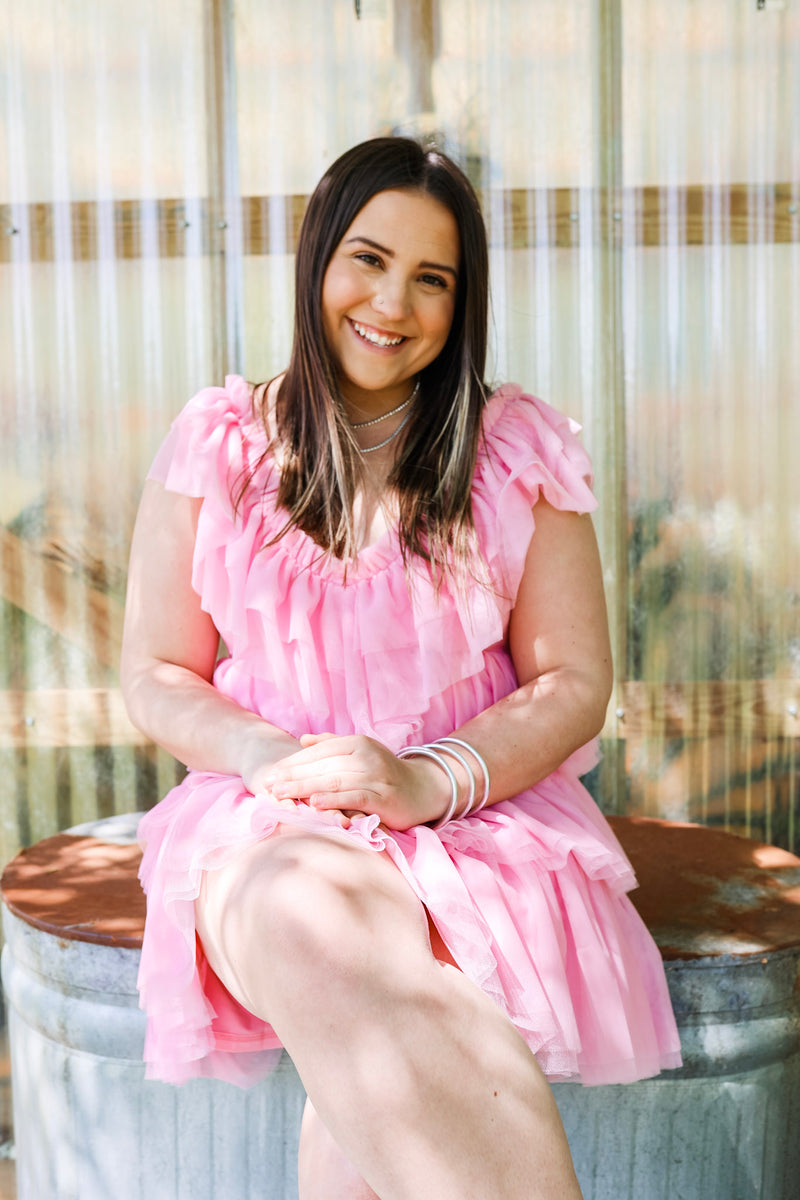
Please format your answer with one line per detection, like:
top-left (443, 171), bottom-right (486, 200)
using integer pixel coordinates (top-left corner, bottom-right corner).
top-left (397, 737), bottom-right (490, 829)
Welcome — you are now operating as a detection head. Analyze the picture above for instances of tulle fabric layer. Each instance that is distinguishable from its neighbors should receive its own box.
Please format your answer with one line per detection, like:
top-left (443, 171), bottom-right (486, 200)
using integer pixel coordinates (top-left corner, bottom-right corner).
top-left (137, 767), bottom-right (682, 1088)
top-left (138, 377), bottom-right (682, 1087)
top-left (146, 379), bottom-right (600, 750)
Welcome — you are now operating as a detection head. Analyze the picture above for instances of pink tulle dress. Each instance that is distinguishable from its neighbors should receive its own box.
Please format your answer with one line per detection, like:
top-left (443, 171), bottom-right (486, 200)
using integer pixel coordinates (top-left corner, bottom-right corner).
top-left (136, 375), bottom-right (682, 1088)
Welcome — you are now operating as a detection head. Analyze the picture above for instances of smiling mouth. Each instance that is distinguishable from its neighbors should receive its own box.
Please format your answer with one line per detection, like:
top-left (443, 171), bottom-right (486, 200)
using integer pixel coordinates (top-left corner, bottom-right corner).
top-left (349, 319), bottom-right (407, 348)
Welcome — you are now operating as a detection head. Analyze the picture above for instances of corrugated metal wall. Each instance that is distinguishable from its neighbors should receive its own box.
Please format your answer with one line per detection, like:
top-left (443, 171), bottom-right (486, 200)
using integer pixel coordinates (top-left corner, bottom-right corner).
top-left (1, 0), bottom-right (798, 874)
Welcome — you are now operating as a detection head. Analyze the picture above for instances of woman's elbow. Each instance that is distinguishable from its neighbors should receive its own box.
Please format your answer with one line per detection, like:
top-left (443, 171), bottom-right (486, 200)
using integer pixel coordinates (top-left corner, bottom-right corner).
top-left (119, 636), bottom-right (165, 737)
top-left (576, 660), bottom-right (614, 739)
top-left (595, 666), bottom-right (614, 735)
top-left (119, 656), bottom-right (150, 736)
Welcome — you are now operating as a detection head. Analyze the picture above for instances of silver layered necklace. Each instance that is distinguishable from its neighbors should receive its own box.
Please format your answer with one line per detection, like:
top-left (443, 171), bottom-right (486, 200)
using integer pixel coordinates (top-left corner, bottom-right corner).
top-left (349, 380), bottom-right (419, 454)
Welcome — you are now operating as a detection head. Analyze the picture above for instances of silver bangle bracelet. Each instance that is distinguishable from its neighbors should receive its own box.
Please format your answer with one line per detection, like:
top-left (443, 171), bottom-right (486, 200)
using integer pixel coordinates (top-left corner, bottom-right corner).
top-left (397, 745), bottom-right (460, 828)
top-left (430, 742), bottom-right (475, 820)
top-left (435, 737), bottom-right (490, 814)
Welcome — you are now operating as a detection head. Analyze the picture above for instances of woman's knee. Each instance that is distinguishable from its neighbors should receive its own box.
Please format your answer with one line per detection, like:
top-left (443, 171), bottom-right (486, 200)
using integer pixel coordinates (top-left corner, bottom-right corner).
top-left (197, 831), bottom-right (422, 984)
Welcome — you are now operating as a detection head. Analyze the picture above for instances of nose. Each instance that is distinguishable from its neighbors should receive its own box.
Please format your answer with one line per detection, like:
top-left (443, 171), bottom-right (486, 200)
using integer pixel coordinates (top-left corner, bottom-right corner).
top-left (371, 273), bottom-right (409, 321)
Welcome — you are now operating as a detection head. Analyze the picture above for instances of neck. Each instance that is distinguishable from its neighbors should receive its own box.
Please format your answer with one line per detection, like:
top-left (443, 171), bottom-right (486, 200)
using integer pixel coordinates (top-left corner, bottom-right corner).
top-left (341, 379), bottom-right (419, 427)
top-left (346, 381), bottom-right (419, 454)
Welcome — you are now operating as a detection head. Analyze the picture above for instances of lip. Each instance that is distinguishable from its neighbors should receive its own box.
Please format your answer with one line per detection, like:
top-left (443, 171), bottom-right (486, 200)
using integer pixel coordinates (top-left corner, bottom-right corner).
top-left (346, 317), bottom-right (409, 352)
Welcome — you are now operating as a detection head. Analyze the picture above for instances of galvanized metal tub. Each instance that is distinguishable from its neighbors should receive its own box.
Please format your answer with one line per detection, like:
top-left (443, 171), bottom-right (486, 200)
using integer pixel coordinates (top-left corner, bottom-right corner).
top-left (553, 817), bottom-right (800, 1200)
top-left (0, 814), bottom-right (305, 1200)
top-left (2, 813), bottom-right (799, 1199)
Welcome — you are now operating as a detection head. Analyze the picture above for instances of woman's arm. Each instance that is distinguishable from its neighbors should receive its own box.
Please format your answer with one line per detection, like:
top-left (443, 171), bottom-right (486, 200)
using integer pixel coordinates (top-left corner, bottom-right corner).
top-left (454, 498), bottom-right (613, 796)
top-left (262, 500), bottom-right (613, 826)
top-left (120, 480), bottom-right (301, 792)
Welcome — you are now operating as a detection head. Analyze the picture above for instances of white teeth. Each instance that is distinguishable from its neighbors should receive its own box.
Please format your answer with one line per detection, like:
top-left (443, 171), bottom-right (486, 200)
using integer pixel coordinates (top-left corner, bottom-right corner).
top-left (353, 321), bottom-right (404, 347)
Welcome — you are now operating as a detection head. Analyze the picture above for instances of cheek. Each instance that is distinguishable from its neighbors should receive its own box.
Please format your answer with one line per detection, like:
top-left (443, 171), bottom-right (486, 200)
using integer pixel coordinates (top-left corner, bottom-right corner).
top-left (322, 263), bottom-right (359, 322)
top-left (320, 286), bottom-right (347, 356)
top-left (431, 298), bottom-right (457, 348)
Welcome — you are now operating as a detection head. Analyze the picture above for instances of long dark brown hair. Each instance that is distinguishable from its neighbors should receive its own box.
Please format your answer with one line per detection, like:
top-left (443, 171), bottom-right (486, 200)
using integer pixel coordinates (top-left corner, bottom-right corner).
top-left (254, 136), bottom-right (490, 576)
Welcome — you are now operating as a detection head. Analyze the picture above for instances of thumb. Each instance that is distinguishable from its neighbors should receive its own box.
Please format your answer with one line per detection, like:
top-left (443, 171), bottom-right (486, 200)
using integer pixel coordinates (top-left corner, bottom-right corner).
top-left (299, 731), bottom-right (337, 746)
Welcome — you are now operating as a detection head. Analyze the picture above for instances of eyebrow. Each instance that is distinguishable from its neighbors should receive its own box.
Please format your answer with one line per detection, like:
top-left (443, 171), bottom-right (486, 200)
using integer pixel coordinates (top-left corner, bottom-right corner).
top-left (344, 235), bottom-right (458, 280)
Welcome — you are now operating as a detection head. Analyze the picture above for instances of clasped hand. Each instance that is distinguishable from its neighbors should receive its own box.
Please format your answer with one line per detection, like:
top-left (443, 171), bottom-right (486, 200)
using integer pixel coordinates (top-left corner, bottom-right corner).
top-left (255, 733), bottom-right (448, 831)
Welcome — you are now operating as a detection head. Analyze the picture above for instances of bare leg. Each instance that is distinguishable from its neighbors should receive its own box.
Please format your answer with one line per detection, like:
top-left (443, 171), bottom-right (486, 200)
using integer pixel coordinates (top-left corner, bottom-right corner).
top-left (298, 1097), bottom-right (380, 1200)
top-left (196, 830), bottom-right (582, 1200)
top-left (297, 913), bottom-right (456, 1200)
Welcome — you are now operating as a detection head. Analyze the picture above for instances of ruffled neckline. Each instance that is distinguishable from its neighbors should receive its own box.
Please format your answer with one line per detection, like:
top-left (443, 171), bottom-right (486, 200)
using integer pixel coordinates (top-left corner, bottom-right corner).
top-left (150, 374), bottom-right (595, 591)
top-left (237, 380), bottom-right (549, 584)
top-left (147, 373), bottom-right (598, 747)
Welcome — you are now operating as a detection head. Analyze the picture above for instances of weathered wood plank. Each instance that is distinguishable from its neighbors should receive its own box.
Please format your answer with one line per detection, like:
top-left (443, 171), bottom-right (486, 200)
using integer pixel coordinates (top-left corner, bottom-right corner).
top-left (2, 183), bottom-right (797, 263)
top-left (0, 527), bottom-right (123, 669)
top-left (0, 198), bottom-right (211, 262)
top-left (0, 689), bottom-right (147, 750)
top-left (1, 680), bottom-right (797, 751)
top-left (606, 679), bottom-right (800, 740)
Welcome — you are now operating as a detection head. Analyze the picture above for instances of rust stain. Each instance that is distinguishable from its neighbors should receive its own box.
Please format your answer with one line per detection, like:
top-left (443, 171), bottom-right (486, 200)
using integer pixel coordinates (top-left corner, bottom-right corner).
top-left (610, 816), bottom-right (800, 960)
top-left (1, 833), bottom-right (145, 949)
top-left (1, 819), bottom-right (799, 962)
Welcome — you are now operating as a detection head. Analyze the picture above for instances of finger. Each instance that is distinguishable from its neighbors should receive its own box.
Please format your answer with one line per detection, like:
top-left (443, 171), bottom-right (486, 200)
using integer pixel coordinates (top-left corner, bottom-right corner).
top-left (253, 793), bottom-right (299, 810)
top-left (306, 804), bottom-right (352, 828)
top-left (316, 808), bottom-right (351, 827)
top-left (299, 732), bottom-right (338, 746)
top-left (264, 738), bottom-right (359, 778)
top-left (307, 790), bottom-right (376, 813)
top-left (268, 761), bottom-right (372, 799)
top-left (258, 791), bottom-right (353, 828)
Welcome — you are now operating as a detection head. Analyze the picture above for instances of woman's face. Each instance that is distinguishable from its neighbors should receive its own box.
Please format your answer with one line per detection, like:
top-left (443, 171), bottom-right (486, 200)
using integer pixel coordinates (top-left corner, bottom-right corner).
top-left (321, 188), bottom-right (460, 415)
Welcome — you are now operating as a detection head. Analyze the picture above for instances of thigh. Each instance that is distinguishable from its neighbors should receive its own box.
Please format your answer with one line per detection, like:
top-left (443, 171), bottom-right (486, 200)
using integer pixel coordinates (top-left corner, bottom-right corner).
top-left (195, 826), bottom-right (452, 1012)
top-left (298, 1098), bottom-right (381, 1200)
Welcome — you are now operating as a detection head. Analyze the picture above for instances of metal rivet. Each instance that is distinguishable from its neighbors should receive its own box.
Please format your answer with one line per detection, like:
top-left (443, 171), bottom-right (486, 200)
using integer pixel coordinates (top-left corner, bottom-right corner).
top-left (615, 707), bottom-right (625, 721)
top-left (569, 212), bottom-right (579, 222)
top-left (7, 226), bottom-right (19, 236)
top-left (182, 220), bottom-right (191, 229)
top-left (789, 204), bottom-right (799, 215)
top-left (612, 211), bottom-right (622, 222)
top-left (788, 703), bottom-right (799, 718)
top-left (217, 220), bottom-right (228, 230)
top-left (24, 715), bottom-right (35, 727)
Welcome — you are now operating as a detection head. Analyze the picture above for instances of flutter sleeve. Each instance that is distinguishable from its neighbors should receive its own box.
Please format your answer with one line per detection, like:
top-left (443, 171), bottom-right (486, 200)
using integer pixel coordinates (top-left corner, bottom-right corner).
top-left (147, 375), bottom-right (257, 501)
top-left (473, 383), bottom-right (598, 601)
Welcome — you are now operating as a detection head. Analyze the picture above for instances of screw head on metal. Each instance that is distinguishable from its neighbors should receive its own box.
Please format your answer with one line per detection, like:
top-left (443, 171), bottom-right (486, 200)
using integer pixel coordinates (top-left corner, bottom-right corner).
top-left (217, 220), bottom-right (228, 230)
top-left (788, 703), bottom-right (799, 718)
top-left (789, 204), bottom-right (799, 215)
top-left (615, 707), bottom-right (625, 721)
top-left (24, 715), bottom-right (35, 727)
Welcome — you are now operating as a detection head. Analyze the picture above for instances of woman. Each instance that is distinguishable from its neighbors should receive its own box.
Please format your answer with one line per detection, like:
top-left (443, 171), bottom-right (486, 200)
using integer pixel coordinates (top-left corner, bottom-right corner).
top-left (121, 137), bottom-right (681, 1199)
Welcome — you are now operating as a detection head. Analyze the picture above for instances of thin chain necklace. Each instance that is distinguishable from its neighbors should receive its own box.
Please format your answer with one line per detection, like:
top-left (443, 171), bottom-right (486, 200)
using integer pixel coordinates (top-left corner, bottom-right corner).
top-left (358, 406), bottom-right (414, 454)
top-left (349, 380), bottom-right (420, 428)
top-left (349, 380), bottom-right (419, 454)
